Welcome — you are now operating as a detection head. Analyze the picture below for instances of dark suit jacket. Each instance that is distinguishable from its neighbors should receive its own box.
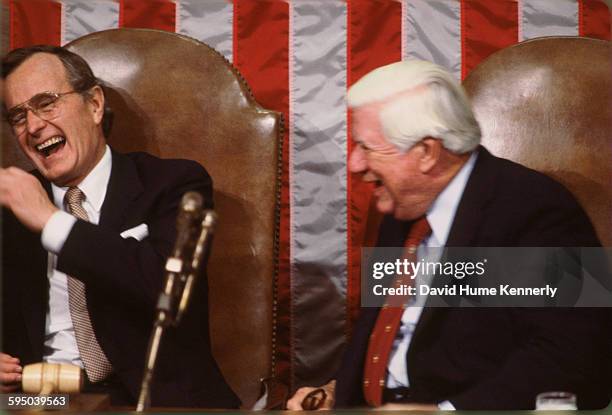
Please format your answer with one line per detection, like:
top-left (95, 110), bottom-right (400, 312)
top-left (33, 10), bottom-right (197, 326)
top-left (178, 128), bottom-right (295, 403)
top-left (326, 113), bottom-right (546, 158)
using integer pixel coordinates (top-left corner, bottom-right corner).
top-left (335, 147), bottom-right (611, 409)
top-left (2, 150), bottom-right (240, 408)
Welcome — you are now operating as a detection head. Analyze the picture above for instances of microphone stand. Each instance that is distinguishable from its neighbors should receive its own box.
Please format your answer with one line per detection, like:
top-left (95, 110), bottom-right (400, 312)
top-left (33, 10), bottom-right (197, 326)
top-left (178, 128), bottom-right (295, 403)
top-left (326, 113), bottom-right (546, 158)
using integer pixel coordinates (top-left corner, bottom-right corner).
top-left (136, 210), bottom-right (217, 412)
top-left (136, 260), bottom-right (184, 412)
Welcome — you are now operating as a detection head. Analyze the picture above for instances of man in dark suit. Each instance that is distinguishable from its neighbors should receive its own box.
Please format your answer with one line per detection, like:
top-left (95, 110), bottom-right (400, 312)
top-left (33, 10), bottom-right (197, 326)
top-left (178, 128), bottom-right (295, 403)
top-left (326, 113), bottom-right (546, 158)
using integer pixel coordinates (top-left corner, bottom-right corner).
top-left (288, 60), bottom-right (610, 410)
top-left (0, 45), bottom-right (239, 408)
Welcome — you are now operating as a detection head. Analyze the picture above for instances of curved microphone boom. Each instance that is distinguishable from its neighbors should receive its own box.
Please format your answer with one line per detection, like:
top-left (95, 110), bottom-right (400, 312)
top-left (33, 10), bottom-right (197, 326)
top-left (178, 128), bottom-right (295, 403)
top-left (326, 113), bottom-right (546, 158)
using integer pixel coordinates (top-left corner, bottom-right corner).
top-left (176, 210), bottom-right (218, 324)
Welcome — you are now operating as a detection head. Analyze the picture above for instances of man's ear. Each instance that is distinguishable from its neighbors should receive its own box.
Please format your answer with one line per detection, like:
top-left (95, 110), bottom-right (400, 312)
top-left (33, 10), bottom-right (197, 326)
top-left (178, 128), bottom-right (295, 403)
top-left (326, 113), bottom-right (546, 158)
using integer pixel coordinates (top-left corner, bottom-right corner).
top-left (418, 137), bottom-right (441, 173)
top-left (88, 85), bottom-right (105, 125)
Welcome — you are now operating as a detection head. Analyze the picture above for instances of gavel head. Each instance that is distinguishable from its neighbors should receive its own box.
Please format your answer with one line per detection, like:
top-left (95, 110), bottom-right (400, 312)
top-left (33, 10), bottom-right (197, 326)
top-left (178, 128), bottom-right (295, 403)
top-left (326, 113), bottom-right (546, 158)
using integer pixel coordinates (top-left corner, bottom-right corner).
top-left (22, 363), bottom-right (83, 394)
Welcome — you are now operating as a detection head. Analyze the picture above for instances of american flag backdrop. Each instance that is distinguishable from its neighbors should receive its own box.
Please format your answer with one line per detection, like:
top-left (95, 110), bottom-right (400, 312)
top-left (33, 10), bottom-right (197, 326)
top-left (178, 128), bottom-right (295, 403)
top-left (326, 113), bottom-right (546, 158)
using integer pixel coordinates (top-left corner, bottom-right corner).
top-left (3, 0), bottom-right (610, 389)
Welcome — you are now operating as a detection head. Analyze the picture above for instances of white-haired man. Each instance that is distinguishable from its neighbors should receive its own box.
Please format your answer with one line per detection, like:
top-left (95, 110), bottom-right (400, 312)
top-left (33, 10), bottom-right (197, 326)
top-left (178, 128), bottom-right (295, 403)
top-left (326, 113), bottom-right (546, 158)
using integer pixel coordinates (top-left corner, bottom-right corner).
top-left (287, 60), bottom-right (610, 410)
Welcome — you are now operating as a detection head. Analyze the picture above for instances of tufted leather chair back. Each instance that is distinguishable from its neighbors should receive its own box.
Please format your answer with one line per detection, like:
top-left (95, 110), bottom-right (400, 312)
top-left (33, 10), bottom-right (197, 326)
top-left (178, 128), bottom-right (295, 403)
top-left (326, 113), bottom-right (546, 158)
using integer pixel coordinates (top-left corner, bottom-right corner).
top-left (60, 28), bottom-right (279, 407)
top-left (464, 37), bottom-right (611, 246)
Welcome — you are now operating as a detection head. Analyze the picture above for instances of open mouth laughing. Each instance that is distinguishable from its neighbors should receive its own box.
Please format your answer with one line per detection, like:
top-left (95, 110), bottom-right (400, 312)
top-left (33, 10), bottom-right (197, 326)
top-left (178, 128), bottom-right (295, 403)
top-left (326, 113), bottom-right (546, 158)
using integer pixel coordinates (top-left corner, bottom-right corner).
top-left (35, 136), bottom-right (66, 157)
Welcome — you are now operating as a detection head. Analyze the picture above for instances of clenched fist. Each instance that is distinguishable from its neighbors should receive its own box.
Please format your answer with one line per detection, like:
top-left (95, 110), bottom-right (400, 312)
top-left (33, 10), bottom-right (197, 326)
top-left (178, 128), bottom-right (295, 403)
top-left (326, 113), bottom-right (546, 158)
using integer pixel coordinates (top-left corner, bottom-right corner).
top-left (0, 167), bottom-right (57, 232)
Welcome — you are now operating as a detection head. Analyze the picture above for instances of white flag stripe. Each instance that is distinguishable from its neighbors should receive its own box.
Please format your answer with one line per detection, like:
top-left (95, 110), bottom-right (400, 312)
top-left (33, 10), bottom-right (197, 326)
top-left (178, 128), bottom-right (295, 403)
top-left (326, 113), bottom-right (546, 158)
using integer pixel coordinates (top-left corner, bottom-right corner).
top-left (289, 0), bottom-right (348, 384)
top-left (400, 0), bottom-right (408, 64)
top-left (61, 0), bottom-right (119, 45)
top-left (176, 0), bottom-right (233, 61)
top-left (289, 0), bottom-right (348, 290)
top-left (404, 0), bottom-right (462, 80)
top-left (518, 0), bottom-right (524, 42)
top-left (521, 0), bottom-right (579, 41)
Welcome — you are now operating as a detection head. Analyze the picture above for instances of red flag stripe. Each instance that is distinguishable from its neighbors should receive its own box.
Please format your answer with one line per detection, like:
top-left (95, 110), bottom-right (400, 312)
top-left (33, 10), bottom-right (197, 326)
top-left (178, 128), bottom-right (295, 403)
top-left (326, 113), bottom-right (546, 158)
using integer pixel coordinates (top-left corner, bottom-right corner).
top-left (119, 0), bottom-right (175, 32)
top-left (233, 0), bottom-right (291, 386)
top-left (461, 0), bottom-right (519, 80)
top-left (9, 0), bottom-right (61, 49)
top-left (347, 0), bottom-right (402, 330)
top-left (579, 0), bottom-right (611, 40)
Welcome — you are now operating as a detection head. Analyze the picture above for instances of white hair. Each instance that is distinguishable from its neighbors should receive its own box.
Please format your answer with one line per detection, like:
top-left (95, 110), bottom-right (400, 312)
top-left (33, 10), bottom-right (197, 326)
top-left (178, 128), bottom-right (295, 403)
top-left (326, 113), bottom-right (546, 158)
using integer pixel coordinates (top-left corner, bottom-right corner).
top-left (347, 60), bottom-right (481, 154)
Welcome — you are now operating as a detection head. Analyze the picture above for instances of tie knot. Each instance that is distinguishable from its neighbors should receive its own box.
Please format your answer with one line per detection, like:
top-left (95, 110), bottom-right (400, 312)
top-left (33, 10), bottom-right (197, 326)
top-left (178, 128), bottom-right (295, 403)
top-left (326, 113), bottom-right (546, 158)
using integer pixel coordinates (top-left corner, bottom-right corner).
top-left (65, 187), bottom-right (86, 206)
top-left (64, 187), bottom-right (89, 221)
top-left (404, 216), bottom-right (431, 249)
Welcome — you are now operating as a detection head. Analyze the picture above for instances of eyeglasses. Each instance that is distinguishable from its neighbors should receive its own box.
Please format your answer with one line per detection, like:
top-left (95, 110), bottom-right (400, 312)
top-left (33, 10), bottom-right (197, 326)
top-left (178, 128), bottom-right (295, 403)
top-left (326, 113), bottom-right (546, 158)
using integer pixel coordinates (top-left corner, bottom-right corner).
top-left (4, 90), bottom-right (81, 131)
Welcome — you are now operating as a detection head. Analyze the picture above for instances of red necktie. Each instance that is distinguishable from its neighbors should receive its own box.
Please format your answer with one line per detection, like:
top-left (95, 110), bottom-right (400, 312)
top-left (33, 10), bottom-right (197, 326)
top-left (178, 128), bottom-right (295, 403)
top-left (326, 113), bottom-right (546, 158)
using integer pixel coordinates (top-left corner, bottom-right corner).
top-left (362, 217), bottom-right (431, 406)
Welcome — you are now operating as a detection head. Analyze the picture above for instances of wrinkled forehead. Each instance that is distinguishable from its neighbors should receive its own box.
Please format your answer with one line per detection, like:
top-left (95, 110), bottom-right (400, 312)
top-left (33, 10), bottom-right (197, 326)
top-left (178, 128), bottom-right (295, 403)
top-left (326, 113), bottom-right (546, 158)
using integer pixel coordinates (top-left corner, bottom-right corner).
top-left (351, 104), bottom-right (389, 149)
top-left (3, 53), bottom-right (71, 109)
top-left (352, 104), bottom-right (380, 133)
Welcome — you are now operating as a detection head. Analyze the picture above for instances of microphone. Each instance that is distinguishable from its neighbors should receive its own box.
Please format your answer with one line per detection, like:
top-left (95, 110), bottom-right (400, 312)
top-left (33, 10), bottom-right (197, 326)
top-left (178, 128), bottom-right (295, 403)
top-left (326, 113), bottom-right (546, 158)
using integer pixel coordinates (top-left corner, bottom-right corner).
top-left (175, 210), bottom-right (218, 323)
top-left (138, 192), bottom-right (210, 412)
top-left (157, 192), bottom-right (203, 317)
top-left (164, 191), bottom-right (203, 274)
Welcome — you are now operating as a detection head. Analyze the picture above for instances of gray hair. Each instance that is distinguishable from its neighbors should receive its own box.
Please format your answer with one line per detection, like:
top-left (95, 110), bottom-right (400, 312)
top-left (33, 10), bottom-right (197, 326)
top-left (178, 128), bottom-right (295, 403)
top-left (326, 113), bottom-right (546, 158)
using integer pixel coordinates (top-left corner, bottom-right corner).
top-left (347, 60), bottom-right (481, 154)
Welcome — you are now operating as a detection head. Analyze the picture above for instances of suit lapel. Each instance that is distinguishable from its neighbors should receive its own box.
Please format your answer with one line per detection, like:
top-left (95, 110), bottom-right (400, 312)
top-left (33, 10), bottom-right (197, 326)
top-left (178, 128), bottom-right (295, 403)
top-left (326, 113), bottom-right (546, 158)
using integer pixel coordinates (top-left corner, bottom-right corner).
top-left (409, 147), bottom-right (499, 354)
top-left (99, 150), bottom-right (144, 231)
top-left (445, 146), bottom-right (498, 247)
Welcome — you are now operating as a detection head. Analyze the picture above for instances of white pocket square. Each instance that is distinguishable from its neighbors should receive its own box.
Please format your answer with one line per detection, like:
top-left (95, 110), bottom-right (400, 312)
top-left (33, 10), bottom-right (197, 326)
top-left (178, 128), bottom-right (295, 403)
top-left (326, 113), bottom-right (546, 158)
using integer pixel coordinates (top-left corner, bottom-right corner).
top-left (120, 223), bottom-right (149, 241)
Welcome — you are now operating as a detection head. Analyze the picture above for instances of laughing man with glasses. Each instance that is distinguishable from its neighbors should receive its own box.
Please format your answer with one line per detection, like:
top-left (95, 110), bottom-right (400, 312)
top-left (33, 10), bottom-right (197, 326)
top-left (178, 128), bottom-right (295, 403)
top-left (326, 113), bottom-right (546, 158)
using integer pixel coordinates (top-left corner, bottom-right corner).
top-left (0, 45), bottom-right (239, 408)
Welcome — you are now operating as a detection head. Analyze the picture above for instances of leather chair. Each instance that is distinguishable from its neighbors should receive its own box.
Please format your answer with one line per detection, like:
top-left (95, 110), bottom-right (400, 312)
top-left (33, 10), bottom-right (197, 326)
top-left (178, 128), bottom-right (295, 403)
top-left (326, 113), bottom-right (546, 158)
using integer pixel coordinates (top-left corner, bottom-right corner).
top-left (69, 28), bottom-right (283, 408)
top-left (1, 28), bottom-right (281, 408)
top-left (463, 38), bottom-right (612, 404)
top-left (463, 36), bottom-right (611, 246)
top-left (69, 28), bottom-right (282, 408)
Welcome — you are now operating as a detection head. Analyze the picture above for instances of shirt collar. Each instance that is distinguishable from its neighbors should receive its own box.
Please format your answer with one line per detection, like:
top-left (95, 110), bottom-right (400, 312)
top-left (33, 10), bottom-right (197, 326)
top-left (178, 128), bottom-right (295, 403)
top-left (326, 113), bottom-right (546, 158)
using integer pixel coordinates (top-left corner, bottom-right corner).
top-left (426, 149), bottom-right (478, 247)
top-left (52, 145), bottom-right (112, 213)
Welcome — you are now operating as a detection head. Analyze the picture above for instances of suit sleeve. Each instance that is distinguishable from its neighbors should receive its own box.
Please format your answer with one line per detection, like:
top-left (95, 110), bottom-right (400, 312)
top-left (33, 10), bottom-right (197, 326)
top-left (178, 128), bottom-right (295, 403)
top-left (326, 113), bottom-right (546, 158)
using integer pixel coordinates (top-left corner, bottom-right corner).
top-left (448, 193), bottom-right (611, 409)
top-left (447, 307), bottom-right (609, 409)
top-left (333, 308), bottom-right (378, 407)
top-left (55, 160), bottom-right (212, 310)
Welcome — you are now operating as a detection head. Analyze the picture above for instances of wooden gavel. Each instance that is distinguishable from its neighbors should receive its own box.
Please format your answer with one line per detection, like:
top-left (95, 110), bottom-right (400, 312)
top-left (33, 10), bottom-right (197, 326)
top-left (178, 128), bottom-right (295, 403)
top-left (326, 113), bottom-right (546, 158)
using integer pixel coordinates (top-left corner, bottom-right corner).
top-left (22, 363), bottom-right (83, 395)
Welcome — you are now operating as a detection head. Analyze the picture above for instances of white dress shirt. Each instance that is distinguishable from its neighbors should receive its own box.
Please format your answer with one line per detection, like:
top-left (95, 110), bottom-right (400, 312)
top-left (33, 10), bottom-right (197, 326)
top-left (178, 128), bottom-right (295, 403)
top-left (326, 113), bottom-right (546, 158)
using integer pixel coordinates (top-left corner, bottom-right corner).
top-left (385, 150), bottom-right (478, 410)
top-left (40, 145), bottom-right (112, 366)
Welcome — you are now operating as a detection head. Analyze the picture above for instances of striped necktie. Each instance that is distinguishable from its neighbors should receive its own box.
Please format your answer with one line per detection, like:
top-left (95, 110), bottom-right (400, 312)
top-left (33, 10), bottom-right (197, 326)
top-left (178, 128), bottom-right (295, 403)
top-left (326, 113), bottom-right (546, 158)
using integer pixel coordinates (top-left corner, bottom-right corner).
top-left (64, 186), bottom-right (113, 382)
